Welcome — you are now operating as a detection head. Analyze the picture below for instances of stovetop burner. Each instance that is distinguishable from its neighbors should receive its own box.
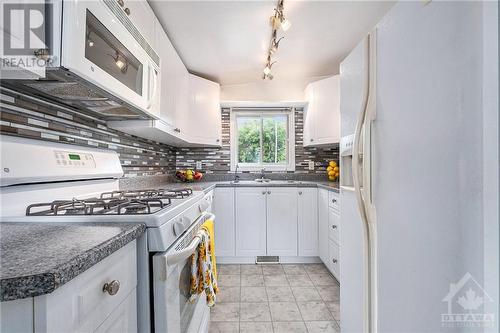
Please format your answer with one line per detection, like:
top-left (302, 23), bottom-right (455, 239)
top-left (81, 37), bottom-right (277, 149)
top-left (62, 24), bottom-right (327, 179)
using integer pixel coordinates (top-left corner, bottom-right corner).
top-left (25, 187), bottom-right (194, 216)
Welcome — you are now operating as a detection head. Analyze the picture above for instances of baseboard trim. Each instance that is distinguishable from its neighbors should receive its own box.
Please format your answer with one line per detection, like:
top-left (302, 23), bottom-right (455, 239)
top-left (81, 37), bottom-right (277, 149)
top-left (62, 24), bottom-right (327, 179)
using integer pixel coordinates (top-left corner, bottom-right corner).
top-left (216, 256), bottom-right (322, 264)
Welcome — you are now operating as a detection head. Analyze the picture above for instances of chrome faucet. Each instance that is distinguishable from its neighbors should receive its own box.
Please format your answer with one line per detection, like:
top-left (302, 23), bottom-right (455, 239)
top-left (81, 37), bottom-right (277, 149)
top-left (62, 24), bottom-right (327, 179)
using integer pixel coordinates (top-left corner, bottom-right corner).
top-left (234, 164), bottom-right (240, 182)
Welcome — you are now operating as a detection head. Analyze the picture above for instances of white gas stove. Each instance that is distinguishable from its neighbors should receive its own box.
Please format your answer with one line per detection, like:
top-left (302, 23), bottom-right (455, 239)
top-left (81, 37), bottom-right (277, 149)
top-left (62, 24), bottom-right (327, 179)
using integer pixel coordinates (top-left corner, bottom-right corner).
top-left (0, 135), bottom-right (214, 333)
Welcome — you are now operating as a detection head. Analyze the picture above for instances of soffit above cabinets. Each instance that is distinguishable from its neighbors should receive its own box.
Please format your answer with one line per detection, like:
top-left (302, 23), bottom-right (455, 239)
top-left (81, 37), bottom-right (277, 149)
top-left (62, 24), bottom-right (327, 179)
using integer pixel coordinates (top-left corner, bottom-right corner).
top-left (148, 0), bottom-right (394, 86)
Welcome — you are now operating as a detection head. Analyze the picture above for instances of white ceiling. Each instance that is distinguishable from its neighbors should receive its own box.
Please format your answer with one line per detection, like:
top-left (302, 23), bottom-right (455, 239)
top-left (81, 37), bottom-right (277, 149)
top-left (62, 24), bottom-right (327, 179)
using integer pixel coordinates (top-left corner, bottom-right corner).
top-left (149, 1), bottom-right (394, 88)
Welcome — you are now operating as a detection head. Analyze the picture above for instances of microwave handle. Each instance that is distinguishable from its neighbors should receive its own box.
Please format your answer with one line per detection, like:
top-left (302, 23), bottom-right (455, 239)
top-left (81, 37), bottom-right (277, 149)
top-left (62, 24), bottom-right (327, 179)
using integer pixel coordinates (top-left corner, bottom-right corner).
top-left (146, 63), bottom-right (158, 109)
top-left (166, 235), bottom-right (201, 266)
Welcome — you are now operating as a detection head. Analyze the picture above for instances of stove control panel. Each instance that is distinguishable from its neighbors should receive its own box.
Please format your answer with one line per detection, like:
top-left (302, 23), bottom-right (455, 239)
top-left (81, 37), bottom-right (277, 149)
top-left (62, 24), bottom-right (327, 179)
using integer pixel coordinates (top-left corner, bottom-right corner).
top-left (54, 150), bottom-right (96, 168)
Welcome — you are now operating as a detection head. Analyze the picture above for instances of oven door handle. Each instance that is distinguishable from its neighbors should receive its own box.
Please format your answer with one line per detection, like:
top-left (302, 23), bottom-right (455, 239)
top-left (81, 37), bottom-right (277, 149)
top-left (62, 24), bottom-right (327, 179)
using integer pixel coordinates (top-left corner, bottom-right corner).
top-left (166, 235), bottom-right (201, 266)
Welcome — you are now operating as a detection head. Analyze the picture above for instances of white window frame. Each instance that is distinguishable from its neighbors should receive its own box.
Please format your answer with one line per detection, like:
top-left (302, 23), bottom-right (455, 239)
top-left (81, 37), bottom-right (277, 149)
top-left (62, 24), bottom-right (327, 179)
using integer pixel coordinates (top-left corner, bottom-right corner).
top-left (230, 108), bottom-right (295, 172)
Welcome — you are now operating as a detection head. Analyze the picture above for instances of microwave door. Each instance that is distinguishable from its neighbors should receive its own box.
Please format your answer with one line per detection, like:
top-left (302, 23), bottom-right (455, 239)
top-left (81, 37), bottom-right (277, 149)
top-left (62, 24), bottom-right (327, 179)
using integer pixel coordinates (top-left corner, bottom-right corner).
top-left (60, 0), bottom-right (150, 114)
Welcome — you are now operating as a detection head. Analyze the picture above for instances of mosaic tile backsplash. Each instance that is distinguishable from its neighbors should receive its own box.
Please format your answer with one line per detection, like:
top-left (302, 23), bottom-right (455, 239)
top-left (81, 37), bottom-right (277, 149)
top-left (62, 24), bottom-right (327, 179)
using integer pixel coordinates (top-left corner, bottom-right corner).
top-left (0, 87), bottom-right (338, 178)
top-left (176, 108), bottom-right (339, 174)
top-left (0, 87), bottom-right (176, 177)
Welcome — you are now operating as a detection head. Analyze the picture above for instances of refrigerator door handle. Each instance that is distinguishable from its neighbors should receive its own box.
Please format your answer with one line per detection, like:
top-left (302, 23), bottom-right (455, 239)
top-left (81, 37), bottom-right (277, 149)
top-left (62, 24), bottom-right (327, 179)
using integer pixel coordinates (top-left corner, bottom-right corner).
top-left (364, 29), bottom-right (379, 333)
top-left (352, 34), bottom-right (372, 333)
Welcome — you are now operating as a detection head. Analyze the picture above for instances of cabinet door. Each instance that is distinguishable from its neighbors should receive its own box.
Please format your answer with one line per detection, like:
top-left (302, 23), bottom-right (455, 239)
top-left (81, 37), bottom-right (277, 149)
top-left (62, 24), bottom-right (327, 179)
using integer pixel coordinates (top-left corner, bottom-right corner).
top-left (235, 187), bottom-right (267, 256)
top-left (187, 74), bottom-right (221, 146)
top-left (266, 187), bottom-right (298, 256)
top-left (213, 187), bottom-right (235, 257)
top-left (314, 76), bottom-right (340, 145)
top-left (155, 23), bottom-right (177, 126)
top-left (318, 189), bottom-right (329, 263)
top-left (298, 188), bottom-right (318, 256)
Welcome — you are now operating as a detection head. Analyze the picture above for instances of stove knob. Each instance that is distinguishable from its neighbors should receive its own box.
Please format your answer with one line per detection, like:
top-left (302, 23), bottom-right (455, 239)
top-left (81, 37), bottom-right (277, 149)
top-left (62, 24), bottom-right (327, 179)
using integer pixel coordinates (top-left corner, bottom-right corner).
top-left (173, 221), bottom-right (185, 236)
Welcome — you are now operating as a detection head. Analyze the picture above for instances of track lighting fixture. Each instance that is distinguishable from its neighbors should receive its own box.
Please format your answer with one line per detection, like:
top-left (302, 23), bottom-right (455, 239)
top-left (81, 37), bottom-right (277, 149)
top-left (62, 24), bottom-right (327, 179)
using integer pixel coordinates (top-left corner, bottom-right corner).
top-left (262, 0), bottom-right (290, 80)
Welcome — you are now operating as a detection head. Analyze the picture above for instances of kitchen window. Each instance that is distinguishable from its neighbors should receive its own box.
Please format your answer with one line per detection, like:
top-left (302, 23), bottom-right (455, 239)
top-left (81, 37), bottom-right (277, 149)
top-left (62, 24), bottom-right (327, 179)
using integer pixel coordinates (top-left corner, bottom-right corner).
top-left (230, 109), bottom-right (295, 171)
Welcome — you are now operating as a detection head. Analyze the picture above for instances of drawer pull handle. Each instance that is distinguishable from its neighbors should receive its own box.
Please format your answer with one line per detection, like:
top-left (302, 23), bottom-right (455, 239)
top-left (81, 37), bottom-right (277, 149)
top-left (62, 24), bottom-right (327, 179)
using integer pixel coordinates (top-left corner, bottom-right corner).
top-left (332, 259), bottom-right (338, 264)
top-left (332, 225), bottom-right (337, 229)
top-left (103, 280), bottom-right (120, 296)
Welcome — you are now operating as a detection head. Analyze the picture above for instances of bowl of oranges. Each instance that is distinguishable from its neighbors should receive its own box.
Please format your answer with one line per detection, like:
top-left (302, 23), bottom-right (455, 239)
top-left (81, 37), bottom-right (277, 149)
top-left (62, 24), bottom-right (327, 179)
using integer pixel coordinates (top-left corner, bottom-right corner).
top-left (326, 161), bottom-right (340, 181)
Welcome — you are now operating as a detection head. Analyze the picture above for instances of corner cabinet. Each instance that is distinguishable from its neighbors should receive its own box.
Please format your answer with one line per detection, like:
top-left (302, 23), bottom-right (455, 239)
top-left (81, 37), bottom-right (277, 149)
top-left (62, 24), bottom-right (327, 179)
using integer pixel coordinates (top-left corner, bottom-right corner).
top-left (303, 75), bottom-right (340, 147)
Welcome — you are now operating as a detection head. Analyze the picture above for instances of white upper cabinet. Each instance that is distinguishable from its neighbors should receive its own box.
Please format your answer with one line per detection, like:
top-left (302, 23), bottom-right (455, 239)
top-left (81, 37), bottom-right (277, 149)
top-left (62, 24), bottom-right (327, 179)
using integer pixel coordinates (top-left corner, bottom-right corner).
top-left (186, 74), bottom-right (221, 146)
top-left (303, 75), bottom-right (340, 147)
top-left (155, 18), bottom-right (188, 128)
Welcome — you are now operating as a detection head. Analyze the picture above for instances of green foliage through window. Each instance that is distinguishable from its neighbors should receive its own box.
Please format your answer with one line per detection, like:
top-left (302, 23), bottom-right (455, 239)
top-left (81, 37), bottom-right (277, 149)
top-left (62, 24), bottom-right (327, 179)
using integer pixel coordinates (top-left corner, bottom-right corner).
top-left (237, 114), bottom-right (288, 165)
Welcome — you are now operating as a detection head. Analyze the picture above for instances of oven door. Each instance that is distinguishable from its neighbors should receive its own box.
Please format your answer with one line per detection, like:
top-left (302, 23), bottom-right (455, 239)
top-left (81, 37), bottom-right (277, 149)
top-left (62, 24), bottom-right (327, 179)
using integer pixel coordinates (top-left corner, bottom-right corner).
top-left (152, 213), bottom-right (215, 333)
top-left (60, 0), bottom-right (160, 118)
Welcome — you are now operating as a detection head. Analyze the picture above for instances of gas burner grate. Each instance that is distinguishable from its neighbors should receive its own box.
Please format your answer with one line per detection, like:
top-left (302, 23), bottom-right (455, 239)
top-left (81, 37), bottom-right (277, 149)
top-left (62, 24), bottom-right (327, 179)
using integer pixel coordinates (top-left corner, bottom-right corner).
top-left (26, 197), bottom-right (170, 216)
top-left (25, 187), bottom-right (194, 216)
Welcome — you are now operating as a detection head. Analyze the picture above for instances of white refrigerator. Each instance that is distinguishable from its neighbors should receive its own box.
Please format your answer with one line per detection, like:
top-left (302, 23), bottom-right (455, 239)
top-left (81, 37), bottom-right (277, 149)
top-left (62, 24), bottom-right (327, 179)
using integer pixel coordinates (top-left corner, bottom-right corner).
top-left (339, 1), bottom-right (498, 333)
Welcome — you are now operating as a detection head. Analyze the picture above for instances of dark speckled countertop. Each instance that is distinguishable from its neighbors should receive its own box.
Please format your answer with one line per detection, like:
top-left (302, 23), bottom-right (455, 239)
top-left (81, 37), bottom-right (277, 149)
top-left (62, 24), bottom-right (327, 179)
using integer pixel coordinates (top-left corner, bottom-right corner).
top-left (120, 178), bottom-right (339, 193)
top-left (0, 222), bottom-right (145, 302)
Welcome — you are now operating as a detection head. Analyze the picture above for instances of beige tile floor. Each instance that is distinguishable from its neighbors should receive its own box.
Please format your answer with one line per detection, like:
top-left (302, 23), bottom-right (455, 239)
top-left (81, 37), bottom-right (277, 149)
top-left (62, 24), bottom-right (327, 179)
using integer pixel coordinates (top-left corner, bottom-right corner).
top-left (209, 263), bottom-right (340, 333)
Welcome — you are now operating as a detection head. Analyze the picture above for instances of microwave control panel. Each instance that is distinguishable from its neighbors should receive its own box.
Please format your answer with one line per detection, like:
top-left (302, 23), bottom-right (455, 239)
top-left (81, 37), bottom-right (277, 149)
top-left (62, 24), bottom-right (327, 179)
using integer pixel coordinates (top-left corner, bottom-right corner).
top-left (54, 150), bottom-right (96, 168)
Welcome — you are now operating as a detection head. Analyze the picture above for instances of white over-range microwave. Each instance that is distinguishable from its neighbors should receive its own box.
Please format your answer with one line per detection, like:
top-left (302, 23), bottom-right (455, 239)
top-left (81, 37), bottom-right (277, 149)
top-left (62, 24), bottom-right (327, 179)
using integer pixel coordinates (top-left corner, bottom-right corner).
top-left (3, 0), bottom-right (161, 120)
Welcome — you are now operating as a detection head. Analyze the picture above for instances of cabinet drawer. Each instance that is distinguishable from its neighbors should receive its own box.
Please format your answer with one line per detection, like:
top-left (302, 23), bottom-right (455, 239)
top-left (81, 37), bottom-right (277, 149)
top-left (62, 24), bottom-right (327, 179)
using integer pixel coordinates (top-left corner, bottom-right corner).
top-left (36, 241), bottom-right (138, 333)
top-left (328, 208), bottom-right (340, 243)
top-left (328, 191), bottom-right (339, 210)
top-left (328, 240), bottom-right (340, 281)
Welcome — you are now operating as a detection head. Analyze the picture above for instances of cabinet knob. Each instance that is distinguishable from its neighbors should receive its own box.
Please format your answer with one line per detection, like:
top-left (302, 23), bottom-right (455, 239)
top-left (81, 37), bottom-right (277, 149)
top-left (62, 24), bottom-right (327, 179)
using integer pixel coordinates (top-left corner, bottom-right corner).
top-left (267, 191), bottom-right (271, 194)
top-left (174, 128), bottom-right (181, 133)
top-left (332, 199), bottom-right (337, 203)
top-left (117, 0), bottom-right (124, 7)
top-left (298, 191), bottom-right (302, 195)
top-left (103, 280), bottom-right (120, 296)
top-left (332, 225), bottom-right (337, 229)
top-left (124, 7), bottom-right (130, 15)
top-left (262, 191), bottom-right (266, 195)
top-left (216, 139), bottom-right (220, 142)
top-left (310, 138), bottom-right (314, 142)
top-left (332, 258), bottom-right (338, 264)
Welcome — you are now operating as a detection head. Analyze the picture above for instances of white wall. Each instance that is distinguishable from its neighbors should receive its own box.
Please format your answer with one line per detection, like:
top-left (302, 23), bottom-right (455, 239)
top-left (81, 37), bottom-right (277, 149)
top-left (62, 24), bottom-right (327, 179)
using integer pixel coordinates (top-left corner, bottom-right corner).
top-left (220, 76), bottom-right (330, 102)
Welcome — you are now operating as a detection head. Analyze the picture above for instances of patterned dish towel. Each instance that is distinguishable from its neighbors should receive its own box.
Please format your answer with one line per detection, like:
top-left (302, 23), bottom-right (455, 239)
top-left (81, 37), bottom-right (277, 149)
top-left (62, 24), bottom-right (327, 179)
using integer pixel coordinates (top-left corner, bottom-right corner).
top-left (189, 227), bottom-right (218, 307)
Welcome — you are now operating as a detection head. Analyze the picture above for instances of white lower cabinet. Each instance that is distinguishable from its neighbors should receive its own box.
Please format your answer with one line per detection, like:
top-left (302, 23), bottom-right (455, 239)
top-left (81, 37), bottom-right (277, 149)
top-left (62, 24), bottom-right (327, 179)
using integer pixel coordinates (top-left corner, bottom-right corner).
top-left (298, 188), bottom-right (318, 256)
top-left (1, 241), bottom-right (138, 333)
top-left (213, 187), bottom-right (236, 256)
top-left (318, 189), bottom-right (329, 263)
top-left (266, 188), bottom-right (298, 256)
top-left (235, 187), bottom-right (267, 256)
top-left (225, 186), bottom-right (321, 260)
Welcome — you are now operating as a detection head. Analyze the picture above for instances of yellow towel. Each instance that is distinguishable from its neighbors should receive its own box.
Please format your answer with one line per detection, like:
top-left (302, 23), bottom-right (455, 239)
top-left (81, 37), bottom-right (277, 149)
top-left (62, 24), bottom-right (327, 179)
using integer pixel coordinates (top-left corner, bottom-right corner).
top-left (201, 219), bottom-right (217, 280)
